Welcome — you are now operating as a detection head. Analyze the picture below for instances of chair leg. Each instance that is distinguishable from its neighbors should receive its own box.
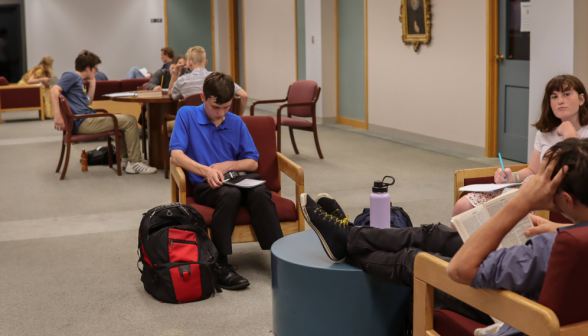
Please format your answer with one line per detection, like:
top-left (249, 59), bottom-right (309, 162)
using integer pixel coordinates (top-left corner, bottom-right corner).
top-left (289, 127), bottom-right (299, 154)
top-left (60, 142), bottom-right (71, 180)
top-left (312, 125), bottom-right (324, 159)
top-left (56, 141), bottom-right (65, 173)
top-left (107, 137), bottom-right (113, 168)
top-left (142, 124), bottom-right (148, 160)
top-left (114, 135), bottom-right (122, 176)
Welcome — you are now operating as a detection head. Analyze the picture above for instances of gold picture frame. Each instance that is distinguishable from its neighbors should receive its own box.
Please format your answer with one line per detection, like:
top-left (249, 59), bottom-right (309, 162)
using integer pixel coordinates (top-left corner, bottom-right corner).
top-left (399, 0), bottom-right (431, 52)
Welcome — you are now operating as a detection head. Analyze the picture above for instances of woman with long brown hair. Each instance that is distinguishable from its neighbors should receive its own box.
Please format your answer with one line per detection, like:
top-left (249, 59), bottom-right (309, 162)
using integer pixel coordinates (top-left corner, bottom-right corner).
top-left (453, 74), bottom-right (588, 216)
top-left (18, 55), bottom-right (55, 118)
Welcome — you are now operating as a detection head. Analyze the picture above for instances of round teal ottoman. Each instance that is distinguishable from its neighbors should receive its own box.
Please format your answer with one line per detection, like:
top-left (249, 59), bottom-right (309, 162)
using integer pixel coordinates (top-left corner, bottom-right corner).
top-left (271, 230), bottom-right (411, 336)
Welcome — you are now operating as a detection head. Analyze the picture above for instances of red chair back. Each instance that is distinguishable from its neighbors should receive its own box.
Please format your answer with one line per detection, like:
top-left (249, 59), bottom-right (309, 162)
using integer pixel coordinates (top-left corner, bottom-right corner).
top-left (0, 76), bottom-right (8, 86)
top-left (58, 95), bottom-right (75, 133)
top-left (287, 80), bottom-right (320, 118)
top-left (120, 78), bottom-right (150, 92)
top-left (92, 80), bottom-right (122, 101)
top-left (538, 226), bottom-right (588, 326)
top-left (230, 97), bottom-right (241, 116)
top-left (185, 93), bottom-right (204, 106)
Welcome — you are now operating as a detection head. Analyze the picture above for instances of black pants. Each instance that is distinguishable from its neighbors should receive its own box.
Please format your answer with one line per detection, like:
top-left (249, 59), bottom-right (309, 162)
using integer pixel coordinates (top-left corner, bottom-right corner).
top-left (194, 183), bottom-right (284, 255)
top-left (347, 223), bottom-right (494, 326)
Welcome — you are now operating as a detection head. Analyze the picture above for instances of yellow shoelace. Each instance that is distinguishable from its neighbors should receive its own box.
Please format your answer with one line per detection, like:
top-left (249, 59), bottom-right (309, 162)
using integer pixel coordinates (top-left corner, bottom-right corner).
top-left (314, 208), bottom-right (350, 228)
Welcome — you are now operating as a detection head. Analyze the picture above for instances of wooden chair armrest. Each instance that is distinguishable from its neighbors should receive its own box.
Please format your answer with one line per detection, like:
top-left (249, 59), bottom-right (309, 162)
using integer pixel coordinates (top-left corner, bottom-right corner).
top-left (249, 98), bottom-right (287, 116)
top-left (164, 113), bottom-right (176, 121)
top-left (454, 164), bottom-right (528, 203)
top-left (0, 84), bottom-right (41, 90)
top-left (277, 152), bottom-right (304, 185)
top-left (413, 253), bottom-right (560, 336)
top-left (170, 162), bottom-right (187, 204)
top-left (93, 109), bottom-right (109, 114)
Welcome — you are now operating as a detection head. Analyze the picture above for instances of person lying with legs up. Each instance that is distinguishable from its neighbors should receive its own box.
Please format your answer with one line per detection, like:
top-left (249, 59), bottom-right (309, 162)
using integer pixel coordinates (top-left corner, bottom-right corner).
top-left (301, 138), bottom-right (588, 336)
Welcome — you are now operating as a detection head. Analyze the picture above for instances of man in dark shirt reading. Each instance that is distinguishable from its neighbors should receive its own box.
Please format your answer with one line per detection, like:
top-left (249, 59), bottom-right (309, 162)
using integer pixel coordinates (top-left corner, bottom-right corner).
top-left (301, 138), bottom-right (588, 336)
top-left (169, 72), bottom-right (283, 290)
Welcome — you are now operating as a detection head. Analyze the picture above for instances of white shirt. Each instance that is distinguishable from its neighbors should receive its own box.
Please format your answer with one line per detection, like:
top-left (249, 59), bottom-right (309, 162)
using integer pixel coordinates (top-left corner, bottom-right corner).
top-left (171, 67), bottom-right (242, 100)
top-left (534, 125), bottom-right (588, 160)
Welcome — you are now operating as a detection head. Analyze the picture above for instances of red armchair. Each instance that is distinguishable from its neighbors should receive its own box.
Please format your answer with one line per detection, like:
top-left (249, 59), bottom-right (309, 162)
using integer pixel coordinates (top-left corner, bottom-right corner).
top-left (0, 76), bottom-right (45, 122)
top-left (413, 226), bottom-right (588, 336)
top-left (250, 80), bottom-right (323, 159)
top-left (170, 116), bottom-right (305, 243)
top-left (55, 95), bottom-right (122, 180)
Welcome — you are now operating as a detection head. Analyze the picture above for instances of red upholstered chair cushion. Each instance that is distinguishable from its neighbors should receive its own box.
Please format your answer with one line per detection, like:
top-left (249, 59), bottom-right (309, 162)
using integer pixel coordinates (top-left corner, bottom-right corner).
top-left (120, 78), bottom-right (150, 92)
top-left (0, 86), bottom-right (41, 109)
top-left (271, 116), bottom-right (312, 128)
top-left (241, 116), bottom-right (281, 192)
top-left (186, 192), bottom-right (297, 226)
top-left (287, 80), bottom-right (318, 118)
top-left (538, 226), bottom-right (588, 326)
top-left (93, 80), bottom-right (121, 101)
top-left (0, 77), bottom-right (8, 86)
top-left (434, 310), bottom-right (486, 336)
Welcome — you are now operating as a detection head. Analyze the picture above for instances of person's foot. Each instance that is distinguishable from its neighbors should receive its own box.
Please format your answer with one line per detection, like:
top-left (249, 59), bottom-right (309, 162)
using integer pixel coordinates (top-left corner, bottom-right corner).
top-left (125, 161), bottom-right (157, 174)
top-left (217, 264), bottom-right (250, 290)
top-left (120, 158), bottom-right (148, 169)
top-left (300, 193), bottom-right (350, 262)
top-left (316, 193), bottom-right (347, 219)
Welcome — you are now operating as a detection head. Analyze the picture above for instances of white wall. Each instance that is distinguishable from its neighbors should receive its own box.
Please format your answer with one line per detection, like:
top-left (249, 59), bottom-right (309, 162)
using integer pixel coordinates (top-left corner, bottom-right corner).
top-left (367, 0), bottom-right (487, 148)
top-left (242, 0), bottom-right (296, 99)
top-left (528, 0), bottom-right (575, 160)
top-left (24, 0), bottom-right (166, 80)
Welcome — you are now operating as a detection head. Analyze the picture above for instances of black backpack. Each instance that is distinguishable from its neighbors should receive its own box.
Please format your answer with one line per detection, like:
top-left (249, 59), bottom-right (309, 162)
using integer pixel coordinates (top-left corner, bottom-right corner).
top-left (86, 146), bottom-right (116, 165)
top-left (138, 203), bottom-right (221, 303)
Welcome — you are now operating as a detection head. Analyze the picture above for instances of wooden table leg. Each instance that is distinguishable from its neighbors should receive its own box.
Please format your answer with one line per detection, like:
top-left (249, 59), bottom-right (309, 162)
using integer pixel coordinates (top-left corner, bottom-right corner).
top-left (147, 102), bottom-right (175, 169)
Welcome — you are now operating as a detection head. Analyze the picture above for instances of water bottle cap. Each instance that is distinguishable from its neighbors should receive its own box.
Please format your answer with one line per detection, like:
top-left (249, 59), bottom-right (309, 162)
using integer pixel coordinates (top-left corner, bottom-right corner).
top-left (372, 176), bottom-right (395, 193)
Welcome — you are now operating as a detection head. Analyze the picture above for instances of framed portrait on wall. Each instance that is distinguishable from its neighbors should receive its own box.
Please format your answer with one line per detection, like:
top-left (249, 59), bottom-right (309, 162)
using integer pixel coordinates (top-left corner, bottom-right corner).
top-left (399, 0), bottom-right (431, 52)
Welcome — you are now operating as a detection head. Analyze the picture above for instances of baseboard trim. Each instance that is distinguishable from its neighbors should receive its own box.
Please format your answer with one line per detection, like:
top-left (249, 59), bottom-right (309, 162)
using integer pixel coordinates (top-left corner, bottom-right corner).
top-left (368, 124), bottom-right (485, 157)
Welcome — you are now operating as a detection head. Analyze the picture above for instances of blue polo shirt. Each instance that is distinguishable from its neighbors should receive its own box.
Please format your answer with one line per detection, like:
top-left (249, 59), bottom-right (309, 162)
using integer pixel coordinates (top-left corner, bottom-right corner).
top-left (169, 104), bottom-right (259, 185)
top-left (56, 72), bottom-right (94, 133)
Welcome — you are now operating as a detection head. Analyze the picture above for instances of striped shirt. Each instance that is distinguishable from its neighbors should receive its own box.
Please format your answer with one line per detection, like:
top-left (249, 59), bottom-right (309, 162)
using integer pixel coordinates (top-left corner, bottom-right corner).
top-left (171, 67), bottom-right (243, 100)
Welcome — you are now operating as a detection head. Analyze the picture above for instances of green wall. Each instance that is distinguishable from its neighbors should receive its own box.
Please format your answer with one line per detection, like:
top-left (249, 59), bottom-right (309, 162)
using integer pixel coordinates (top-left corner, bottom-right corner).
top-left (167, 0), bottom-right (213, 72)
top-left (337, 0), bottom-right (365, 122)
top-left (296, 0), bottom-right (306, 81)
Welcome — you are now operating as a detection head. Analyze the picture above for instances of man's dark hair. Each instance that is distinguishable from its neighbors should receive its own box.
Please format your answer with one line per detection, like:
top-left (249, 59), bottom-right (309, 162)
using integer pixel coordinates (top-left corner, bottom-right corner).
top-left (203, 72), bottom-right (235, 104)
top-left (544, 138), bottom-right (588, 206)
top-left (171, 55), bottom-right (184, 65)
top-left (161, 47), bottom-right (174, 59)
top-left (74, 50), bottom-right (101, 72)
top-left (0, 28), bottom-right (7, 37)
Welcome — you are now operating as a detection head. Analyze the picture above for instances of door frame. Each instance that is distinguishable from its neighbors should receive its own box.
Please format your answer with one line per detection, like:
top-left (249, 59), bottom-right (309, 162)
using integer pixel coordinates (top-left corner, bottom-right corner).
top-left (228, 0), bottom-right (246, 89)
top-left (335, 0), bottom-right (369, 130)
top-left (485, 0), bottom-right (499, 157)
top-left (164, 0), bottom-right (216, 71)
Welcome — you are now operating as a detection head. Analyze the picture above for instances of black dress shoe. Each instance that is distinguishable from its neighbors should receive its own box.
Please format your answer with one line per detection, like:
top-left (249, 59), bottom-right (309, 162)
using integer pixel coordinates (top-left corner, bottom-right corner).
top-left (217, 264), bottom-right (250, 290)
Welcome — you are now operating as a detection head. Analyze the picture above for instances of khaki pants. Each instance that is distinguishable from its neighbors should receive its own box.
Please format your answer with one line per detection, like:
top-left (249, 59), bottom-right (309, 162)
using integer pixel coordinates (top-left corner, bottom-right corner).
top-left (77, 114), bottom-right (142, 162)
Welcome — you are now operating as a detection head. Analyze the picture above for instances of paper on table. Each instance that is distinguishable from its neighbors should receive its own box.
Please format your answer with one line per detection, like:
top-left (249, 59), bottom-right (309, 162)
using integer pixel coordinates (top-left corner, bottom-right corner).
top-left (102, 91), bottom-right (138, 98)
top-left (459, 182), bottom-right (523, 193)
top-left (224, 179), bottom-right (266, 188)
top-left (139, 68), bottom-right (150, 77)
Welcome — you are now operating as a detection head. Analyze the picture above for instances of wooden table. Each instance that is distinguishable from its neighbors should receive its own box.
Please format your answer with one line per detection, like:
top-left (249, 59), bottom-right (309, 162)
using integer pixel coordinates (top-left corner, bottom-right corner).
top-left (110, 94), bottom-right (177, 169)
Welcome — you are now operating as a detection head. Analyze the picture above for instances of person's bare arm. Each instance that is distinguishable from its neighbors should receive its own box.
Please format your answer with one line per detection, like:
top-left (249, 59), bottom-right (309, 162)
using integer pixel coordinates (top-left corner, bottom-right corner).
top-left (209, 159), bottom-right (258, 175)
top-left (169, 59), bottom-right (186, 100)
top-left (524, 214), bottom-right (573, 236)
top-left (51, 85), bottom-right (65, 130)
top-left (235, 89), bottom-right (248, 115)
top-left (27, 73), bottom-right (49, 86)
top-left (86, 78), bottom-right (96, 104)
top-left (448, 159), bottom-right (567, 285)
top-left (170, 149), bottom-right (225, 189)
top-left (495, 150), bottom-right (540, 183)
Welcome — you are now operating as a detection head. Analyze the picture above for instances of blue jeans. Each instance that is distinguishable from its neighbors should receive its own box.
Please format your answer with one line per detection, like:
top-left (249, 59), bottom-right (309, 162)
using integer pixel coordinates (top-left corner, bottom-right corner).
top-left (126, 67), bottom-right (145, 79)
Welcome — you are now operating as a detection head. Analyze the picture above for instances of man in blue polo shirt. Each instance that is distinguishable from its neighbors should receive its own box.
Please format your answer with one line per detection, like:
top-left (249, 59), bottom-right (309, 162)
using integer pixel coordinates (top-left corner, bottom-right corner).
top-left (170, 72), bottom-right (283, 290)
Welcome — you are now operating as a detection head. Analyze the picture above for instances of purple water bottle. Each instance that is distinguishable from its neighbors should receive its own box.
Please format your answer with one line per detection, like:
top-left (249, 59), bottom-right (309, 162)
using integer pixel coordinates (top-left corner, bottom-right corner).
top-left (370, 176), bottom-right (395, 229)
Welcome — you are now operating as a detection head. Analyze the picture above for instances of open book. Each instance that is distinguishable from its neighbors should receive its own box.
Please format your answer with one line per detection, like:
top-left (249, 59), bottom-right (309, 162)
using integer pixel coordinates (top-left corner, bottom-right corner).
top-left (451, 190), bottom-right (533, 249)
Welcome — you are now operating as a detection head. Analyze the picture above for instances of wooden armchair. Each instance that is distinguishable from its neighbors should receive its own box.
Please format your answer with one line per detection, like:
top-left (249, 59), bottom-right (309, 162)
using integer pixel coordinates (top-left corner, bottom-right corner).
top-left (413, 225), bottom-right (588, 336)
top-left (0, 76), bottom-right (45, 122)
top-left (454, 165), bottom-right (572, 223)
top-left (170, 116), bottom-right (305, 243)
top-left (250, 80), bottom-right (323, 159)
top-left (55, 95), bottom-right (122, 180)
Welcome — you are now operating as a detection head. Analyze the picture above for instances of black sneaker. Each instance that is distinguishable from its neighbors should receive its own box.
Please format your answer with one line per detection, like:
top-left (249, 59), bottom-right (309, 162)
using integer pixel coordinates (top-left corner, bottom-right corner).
top-left (301, 193), bottom-right (350, 262)
top-left (316, 193), bottom-right (347, 219)
top-left (217, 264), bottom-right (250, 290)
